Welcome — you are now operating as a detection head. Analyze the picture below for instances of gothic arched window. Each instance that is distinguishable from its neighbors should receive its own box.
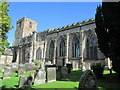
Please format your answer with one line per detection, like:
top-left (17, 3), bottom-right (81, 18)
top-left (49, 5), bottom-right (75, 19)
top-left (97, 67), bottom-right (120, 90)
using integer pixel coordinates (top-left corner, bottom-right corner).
top-left (86, 34), bottom-right (97, 60)
top-left (36, 48), bottom-right (41, 60)
top-left (59, 38), bottom-right (65, 57)
top-left (72, 37), bottom-right (80, 58)
top-left (49, 40), bottom-right (54, 58)
top-left (86, 39), bottom-right (90, 59)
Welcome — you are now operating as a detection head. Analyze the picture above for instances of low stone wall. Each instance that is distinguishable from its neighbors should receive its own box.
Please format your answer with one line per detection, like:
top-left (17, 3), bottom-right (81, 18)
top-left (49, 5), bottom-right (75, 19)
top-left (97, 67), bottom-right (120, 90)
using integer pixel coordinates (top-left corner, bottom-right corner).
top-left (69, 60), bottom-right (81, 70)
top-left (0, 54), bottom-right (13, 64)
top-left (82, 60), bottom-right (106, 70)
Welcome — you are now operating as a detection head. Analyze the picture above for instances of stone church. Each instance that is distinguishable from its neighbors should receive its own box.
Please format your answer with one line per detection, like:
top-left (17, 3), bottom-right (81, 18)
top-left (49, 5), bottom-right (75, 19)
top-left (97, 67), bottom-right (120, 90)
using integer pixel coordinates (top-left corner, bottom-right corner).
top-left (11, 17), bottom-right (105, 70)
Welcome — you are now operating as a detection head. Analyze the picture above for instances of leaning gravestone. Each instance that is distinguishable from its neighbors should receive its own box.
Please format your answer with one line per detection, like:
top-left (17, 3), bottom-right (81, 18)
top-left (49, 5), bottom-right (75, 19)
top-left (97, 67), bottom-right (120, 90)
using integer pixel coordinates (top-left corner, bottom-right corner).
top-left (78, 70), bottom-right (98, 89)
top-left (3, 66), bottom-right (12, 79)
top-left (34, 69), bottom-right (46, 85)
top-left (46, 66), bottom-right (56, 82)
top-left (60, 66), bottom-right (68, 81)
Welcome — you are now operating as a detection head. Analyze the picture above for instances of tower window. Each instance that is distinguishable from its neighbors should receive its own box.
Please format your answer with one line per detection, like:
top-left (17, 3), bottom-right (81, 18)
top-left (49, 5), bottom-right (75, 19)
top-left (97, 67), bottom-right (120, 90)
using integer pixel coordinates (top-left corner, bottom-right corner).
top-left (29, 22), bottom-right (32, 28)
top-left (18, 21), bottom-right (22, 28)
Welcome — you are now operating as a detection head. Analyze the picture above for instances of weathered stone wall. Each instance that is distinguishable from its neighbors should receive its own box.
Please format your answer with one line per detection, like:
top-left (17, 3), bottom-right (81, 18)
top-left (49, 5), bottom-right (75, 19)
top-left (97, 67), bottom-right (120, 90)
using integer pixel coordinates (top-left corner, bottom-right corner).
top-left (0, 54), bottom-right (13, 64)
top-left (11, 17), bottom-right (105, 70)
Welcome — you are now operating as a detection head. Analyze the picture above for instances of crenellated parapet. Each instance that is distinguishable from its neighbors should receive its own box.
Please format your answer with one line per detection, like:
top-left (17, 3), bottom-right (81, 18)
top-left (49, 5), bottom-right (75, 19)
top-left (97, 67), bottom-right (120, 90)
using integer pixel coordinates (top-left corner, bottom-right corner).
top-left (45, 18), bottom-right (95, 34)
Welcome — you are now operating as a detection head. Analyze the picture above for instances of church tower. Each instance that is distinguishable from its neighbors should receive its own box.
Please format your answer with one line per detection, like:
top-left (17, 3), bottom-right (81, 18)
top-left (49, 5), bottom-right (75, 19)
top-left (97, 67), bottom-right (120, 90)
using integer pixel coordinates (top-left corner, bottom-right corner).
top-left (13, 17), bottom-right (37, 46)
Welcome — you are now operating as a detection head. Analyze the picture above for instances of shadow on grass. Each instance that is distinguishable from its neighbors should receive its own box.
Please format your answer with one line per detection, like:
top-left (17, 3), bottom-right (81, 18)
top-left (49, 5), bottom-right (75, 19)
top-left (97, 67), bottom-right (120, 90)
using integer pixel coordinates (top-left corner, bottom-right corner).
top-left (68, 70), bottom-right (84, 82)
top-left (98, 73), bottom-right (120, 89)
top-left (1, 85), bottom-right (37, 90)
top-left (56, 69), bottom-right (84, 82)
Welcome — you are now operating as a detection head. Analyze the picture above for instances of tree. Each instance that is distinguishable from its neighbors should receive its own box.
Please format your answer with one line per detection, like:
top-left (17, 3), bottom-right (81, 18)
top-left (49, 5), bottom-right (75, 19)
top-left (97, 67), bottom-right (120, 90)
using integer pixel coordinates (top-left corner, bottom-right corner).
top-left (0, 1), bottom-right (13, 54)
top-left (95, 2), bottom-right (120, 75)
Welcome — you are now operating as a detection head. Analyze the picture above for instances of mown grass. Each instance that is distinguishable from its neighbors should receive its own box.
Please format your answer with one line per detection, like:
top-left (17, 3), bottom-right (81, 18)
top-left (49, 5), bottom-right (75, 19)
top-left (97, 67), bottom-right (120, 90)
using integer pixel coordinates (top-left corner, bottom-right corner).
top-left (0, 70), bottom-right (120, 90)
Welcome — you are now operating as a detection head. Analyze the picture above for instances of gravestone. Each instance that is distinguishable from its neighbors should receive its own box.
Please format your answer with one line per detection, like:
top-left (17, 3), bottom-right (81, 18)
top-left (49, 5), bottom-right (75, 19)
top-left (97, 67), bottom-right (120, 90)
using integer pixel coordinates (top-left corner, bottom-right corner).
top-left (72, 61), bottom-right (78, 70)
top-left (19, 64), bottom-right (26, 71)
top-left (26, 75), bottom-right (33, 86)
top-left (25, 63), bottom-right (31, 72)
top-left (66, 63), bottom-right (72, 73)
top-left (19, 75), bottom-right (33, 88)
top-left (46, 67), bottom-right (56, 82)
top-left (40, 62), bottom-right (45, 70)
top-left (3, 66), bottom-right (12, 79)
top-left (82, 62), bottom-right (91, 70)
top-left (60, 66), bottom-right (68, 81)
top-left (34, 69), bottom-right (46, 85)
top-left (78, 70), bottom-right (97, 89)
top-left (19, 75), bottom-right (28, 88)
top-left (45, 61), bottom-right (52, 65)
top-left (0, 64), bottom-right (4, 73)
top-left (11, 65), bottom-right (18, 73)
top-left (25, 63), bottom-right (35, 72)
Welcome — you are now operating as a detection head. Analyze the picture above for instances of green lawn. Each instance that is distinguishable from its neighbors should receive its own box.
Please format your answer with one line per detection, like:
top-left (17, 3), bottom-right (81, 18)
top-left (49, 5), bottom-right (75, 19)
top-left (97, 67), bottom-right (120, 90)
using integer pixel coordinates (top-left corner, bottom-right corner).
top-left (0, 70), bottom-right (120, 90)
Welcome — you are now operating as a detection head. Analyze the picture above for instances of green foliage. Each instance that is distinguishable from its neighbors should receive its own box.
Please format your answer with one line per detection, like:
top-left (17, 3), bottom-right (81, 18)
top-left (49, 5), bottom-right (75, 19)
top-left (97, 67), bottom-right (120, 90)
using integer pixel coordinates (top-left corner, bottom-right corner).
top-left (92, 63), bottom-right (104, 78)
top-left (95, 3), bottom-right (120, 74)
top-left (0, 2), bottom-right (13, 54)
top-left (33, 60), bottom-right (40, 67)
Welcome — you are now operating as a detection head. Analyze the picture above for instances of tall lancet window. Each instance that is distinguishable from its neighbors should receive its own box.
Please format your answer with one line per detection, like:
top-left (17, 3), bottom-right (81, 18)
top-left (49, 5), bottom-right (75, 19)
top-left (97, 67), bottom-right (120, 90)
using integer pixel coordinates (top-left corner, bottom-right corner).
top-left (86, 39), bottom-right (90, 59)
top-left (36, 47), bottom-right (41, 60)
top-left (93, 38), bottom-right (97, 59)
top-left (59, 38), bottom-right (65, 57)
top-left (72, 37), bottom-right (80, 58)
top-left (49, 40), bottom-right (55, 58)
top-left (86, 34), bottom-right (97, 60)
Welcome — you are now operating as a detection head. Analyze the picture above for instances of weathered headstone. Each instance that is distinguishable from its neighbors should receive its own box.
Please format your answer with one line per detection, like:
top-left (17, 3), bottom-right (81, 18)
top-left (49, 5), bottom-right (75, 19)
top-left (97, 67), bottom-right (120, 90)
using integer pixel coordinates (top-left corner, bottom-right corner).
top-left (40, 62), bottom-right (45, 70)
top-left (60, 66), bottom-right (68, 81)
top-left (46, 67), bottom-right (56, 82)
top-left (72, 61), bottom-right (79, 70)
top-left (19, 75), bottom-right (27, 88)
top-left (26, 75), bottom-right (33, 86)
top-left (45, 61), bottom-right (52, 65)
top-left (82, 62), bottom-right (91, 70)
top-left (11, 65), bottom-right (18, 73)
top-left (34, 69), bottom-right (46, 85)
top-left (3, 66), bottom-right (12, 79)
top-left (19, 75), bottom-right (33, 88)
top-left (25, 63), bottom-right (31, 72)
top-left (19, 64), bottom-right (26, 71)
top-left (78, 70), bottom-right (97, 89)
top-left (66, 63), bottom-right (72, 73)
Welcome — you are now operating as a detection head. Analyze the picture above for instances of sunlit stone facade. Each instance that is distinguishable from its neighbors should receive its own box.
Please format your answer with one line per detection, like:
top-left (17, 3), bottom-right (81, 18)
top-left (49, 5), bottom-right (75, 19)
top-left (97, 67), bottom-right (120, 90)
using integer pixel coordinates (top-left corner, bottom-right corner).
top-left (11, 17), bottom-right (105, 70)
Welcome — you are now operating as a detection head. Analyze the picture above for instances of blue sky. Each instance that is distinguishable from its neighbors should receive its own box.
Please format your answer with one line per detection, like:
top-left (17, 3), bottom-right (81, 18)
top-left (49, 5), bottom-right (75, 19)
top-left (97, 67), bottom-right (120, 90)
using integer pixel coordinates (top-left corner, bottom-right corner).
top-left (7, 2), bottom-right (101, 46)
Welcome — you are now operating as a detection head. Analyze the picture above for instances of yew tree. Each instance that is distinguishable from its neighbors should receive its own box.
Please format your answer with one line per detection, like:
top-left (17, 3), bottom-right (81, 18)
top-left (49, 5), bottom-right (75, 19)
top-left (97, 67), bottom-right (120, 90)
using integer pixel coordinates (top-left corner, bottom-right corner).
top-left (95, 2), bottom-right (120, 74)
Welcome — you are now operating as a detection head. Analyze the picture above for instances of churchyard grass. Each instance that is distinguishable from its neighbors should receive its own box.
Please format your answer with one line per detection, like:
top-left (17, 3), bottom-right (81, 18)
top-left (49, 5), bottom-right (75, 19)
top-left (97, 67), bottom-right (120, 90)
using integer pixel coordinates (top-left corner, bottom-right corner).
top-left (1, 70), bottom-right (119, 89)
